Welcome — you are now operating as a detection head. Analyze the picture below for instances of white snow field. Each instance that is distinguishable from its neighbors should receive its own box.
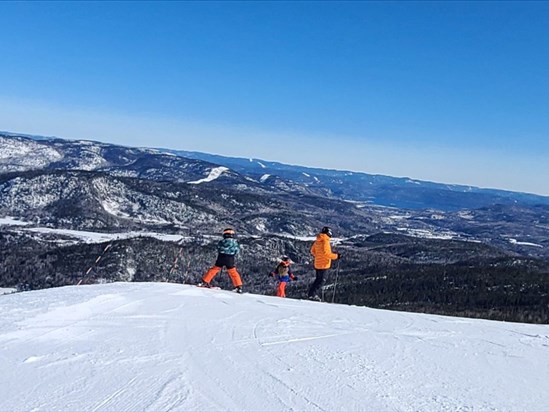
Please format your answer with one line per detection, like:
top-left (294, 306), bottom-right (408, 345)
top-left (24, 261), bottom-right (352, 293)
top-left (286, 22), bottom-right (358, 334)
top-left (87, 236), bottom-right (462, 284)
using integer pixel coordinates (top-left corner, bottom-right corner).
top-left (1, 282), bottom-right (548, 412)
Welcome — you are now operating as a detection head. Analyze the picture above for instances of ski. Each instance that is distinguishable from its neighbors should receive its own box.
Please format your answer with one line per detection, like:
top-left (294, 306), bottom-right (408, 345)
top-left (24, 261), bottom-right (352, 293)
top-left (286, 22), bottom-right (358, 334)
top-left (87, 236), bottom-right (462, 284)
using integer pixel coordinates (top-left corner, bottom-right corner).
top-left (195, 283), bottom-right (222, 290)
top-left (195, 283), bottom-right (243, 293)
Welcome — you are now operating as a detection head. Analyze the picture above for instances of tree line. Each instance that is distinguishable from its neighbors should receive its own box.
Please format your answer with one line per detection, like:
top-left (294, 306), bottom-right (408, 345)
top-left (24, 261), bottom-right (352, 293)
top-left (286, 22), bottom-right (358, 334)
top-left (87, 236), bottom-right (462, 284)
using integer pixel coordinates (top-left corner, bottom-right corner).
top-left (2, 232), bottom-right (548, 324)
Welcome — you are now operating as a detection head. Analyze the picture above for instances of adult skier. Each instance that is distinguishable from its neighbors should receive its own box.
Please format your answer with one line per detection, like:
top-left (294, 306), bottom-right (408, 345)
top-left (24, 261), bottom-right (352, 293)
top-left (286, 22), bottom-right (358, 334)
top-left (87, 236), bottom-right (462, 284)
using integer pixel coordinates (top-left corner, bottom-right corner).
top-left (307, 226), bottom-right (340, 301)
top-left (269, 256), bottom-right (298, 298)
top-left (198, 228), bottom-right (243, 293)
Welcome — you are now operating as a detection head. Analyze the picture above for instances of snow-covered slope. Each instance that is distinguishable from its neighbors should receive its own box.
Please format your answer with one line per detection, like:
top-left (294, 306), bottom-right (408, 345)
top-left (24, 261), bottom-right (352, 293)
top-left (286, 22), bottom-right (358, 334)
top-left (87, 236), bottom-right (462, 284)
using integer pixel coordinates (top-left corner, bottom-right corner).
top-left (1, 283), bottom-right (547, 411)
top-left (0, 135), bottom-right (63, 172)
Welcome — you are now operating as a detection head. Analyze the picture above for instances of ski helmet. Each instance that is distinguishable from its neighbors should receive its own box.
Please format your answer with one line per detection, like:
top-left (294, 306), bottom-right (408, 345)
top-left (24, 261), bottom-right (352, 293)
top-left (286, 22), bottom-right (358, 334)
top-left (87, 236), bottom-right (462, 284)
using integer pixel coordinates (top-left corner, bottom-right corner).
top-left (223, 228), bottom-right (235, 238)
top-left (321, 226), bottom-right (333, 237)
top-left (280, 256), bottom-right (291, 266)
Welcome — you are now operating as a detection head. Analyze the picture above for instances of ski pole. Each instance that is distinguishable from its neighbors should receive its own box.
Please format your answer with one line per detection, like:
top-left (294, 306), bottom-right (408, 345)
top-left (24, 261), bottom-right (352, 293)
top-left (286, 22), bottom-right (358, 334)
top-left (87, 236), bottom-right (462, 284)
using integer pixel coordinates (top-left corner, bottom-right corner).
top-left (77, 242), bottom-right (113, 286)
top-left (331, 259), bottom-right (340, 303)
top-left (168, 240), bottom-right (185, 281)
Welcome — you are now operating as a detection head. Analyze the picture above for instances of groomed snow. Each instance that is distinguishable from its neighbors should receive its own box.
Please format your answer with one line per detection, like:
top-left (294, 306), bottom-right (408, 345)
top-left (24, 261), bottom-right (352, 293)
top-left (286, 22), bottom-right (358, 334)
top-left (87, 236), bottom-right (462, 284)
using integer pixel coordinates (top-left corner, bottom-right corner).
top-left (509, 238), bottom-right (543, 248)
top-left (1, 282), bottom-right (548, 411)
top-left (187, 167), bottom-right (229, 184)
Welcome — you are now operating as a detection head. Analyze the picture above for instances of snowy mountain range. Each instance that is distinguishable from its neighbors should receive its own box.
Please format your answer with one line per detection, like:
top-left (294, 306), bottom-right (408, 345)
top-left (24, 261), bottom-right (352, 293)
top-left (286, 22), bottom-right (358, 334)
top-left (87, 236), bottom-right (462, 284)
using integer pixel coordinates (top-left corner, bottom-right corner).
top-left (0, 132), bottom-right (378, 235)
top-left (1, 131), bottom-right (548, 323)
top-left (164, 147), bottom-right (549, 211)
top-left (3, 131), bottom-right (549, 212)
top-left (1, 131), bottom-right (547, 244)
top-left (1, 282), bottom-right (548, 411)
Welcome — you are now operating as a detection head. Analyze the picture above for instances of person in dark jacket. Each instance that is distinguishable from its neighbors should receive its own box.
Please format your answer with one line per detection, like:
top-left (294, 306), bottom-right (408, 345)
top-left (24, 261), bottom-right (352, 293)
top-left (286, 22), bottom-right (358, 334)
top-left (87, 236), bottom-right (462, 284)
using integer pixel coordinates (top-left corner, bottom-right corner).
top-left (269, 256), bottom-right (298, 298)
top-left (199, 228), bottom-right (243, 293)
top-left (307, 226), bottom-right (340, 301)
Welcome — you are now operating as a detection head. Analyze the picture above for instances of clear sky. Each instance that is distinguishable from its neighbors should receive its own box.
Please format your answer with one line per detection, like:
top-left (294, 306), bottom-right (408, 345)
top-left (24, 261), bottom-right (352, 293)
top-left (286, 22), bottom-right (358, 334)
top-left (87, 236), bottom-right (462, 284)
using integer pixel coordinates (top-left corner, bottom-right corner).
top-left (0, 1), bottom-right (548, 195)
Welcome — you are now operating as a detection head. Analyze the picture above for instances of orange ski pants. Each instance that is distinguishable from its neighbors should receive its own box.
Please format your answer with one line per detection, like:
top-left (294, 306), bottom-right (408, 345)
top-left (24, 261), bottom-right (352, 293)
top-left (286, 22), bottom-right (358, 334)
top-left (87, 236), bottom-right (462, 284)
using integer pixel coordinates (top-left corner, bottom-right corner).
top-left (203, 266), bottom-right (242, 287)
top-left (276, 282), bottom-right (287, 298)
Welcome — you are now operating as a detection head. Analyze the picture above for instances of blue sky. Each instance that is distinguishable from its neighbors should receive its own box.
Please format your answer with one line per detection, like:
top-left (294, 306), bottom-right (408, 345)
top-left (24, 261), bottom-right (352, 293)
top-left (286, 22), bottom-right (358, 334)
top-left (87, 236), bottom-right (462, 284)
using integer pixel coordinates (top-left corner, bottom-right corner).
top-left (0, 1), bottom-right (548, 195)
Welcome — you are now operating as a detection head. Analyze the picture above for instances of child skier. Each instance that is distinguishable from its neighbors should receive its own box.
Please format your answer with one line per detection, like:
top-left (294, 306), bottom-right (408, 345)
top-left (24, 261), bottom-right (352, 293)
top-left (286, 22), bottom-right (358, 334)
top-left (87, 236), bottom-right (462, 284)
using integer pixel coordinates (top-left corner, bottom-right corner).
top-left (199, 228), bottom-right (243, 293)
top-left (269, 256), bottom-right (298, 298)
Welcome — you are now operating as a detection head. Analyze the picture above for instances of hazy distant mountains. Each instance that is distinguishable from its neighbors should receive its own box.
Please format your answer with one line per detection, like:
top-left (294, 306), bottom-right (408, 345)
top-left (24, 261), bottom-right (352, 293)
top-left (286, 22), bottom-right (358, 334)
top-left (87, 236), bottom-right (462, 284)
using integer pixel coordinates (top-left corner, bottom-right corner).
top-left (164, 148), bottom-right (549, 211)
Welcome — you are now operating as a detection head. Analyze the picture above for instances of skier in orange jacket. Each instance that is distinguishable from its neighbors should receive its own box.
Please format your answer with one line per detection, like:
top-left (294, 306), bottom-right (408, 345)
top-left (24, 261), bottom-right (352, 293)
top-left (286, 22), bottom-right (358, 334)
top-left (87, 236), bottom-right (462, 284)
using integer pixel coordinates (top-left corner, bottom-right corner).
top-left (307, 226), bottom-right (340, 301)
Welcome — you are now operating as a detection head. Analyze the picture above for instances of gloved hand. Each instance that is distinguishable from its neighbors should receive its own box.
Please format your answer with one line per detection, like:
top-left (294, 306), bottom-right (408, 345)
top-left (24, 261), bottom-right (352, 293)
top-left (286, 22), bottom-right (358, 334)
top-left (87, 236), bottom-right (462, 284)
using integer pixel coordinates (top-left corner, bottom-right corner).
top-left (292, 276), bottom-right (299, 281)
top-left (268, 272), bottom-right (274, 277)
top-left (336, 252), bottom-right (342, 259)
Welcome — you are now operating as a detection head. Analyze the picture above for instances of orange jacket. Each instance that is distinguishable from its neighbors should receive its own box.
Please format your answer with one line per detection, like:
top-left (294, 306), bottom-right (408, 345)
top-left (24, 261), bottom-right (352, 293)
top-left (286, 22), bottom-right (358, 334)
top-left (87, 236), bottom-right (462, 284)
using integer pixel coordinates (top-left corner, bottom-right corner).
top-left (310, 233), bottom-right (338, 269)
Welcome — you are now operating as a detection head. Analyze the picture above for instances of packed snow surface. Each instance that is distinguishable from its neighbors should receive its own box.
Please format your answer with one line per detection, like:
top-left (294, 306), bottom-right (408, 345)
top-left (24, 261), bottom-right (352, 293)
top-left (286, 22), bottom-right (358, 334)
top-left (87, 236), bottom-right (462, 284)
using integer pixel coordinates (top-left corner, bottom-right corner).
top-left (1, 283), bottom-right (548, 411)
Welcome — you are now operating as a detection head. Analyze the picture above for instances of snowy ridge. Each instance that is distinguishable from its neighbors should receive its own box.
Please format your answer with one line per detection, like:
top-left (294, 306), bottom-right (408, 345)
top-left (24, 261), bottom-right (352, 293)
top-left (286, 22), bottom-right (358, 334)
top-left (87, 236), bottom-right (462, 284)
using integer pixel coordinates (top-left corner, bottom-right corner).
top-left (1, 282), bottom-right (547, 411)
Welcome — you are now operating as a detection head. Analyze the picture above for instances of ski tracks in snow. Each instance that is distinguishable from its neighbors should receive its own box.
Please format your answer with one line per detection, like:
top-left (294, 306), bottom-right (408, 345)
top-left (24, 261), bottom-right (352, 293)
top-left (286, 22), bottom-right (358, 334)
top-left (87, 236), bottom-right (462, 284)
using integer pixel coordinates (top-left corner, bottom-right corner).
top-left (2, 283), bottom-right (549, 411)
